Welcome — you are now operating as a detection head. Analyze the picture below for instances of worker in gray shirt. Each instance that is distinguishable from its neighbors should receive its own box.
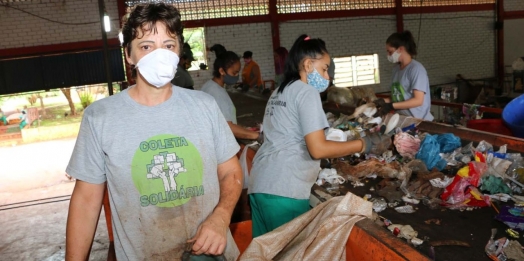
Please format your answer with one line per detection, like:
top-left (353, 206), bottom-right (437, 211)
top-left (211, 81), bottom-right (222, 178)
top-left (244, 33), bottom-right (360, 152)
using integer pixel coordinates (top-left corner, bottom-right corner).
top-left (248, 34), bottom-right (388, 238)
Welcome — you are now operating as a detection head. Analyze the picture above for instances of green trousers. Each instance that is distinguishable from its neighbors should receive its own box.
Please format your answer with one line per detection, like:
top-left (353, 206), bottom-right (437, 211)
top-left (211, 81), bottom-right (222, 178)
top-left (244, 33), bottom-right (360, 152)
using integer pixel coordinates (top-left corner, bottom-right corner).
top-left (249, 193), bottom-right (310, 238)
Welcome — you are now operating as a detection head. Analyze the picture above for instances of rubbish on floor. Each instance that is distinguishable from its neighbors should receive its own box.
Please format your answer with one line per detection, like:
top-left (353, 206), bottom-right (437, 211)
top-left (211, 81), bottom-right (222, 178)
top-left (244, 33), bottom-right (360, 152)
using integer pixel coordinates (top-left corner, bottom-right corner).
top-left (435, 133), bottom-right (461, 153)
top-left (326, 85), bottom-right (377, 107)
top-left (411, 237), bottom-right (424, 246)
top-left (430, 240), bottom-right (471, 247)
top-left (424, 219), bottom-right (441, 225)
top-left (317, 110), bottom-right (524, 259)
top-left (316, 168), bottom-right (346, 185)
top-left (335, 158), bottom-right (410, 192)
top-left (416, 134), bottom-right (447, 171)
top-left (506, 228), bottom-right (520, 239)
top-left (393, 132), bottom-right (420, 159)
top-left (481, 176), bottom-right (513, 195)
top-left (489, 193), bottom-right (512, 202)
top-left (402, 196), bottom-right (420, 204)
top-left (395, 205), bottom-right (416, 213)
top-left (372, 197), bottom-right (387, 213)
top-left (508, 207), bottom-right (524, 217)
top-left (496, 205), bottom-right (524, 230)
top-left (387, 224), bottom-right (418, 240)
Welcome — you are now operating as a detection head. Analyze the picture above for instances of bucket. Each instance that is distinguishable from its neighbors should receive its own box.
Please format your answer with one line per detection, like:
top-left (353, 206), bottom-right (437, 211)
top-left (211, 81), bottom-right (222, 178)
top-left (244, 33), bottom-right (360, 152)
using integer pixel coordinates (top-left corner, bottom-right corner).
top-left (502, 94), bottom-right (524, 138)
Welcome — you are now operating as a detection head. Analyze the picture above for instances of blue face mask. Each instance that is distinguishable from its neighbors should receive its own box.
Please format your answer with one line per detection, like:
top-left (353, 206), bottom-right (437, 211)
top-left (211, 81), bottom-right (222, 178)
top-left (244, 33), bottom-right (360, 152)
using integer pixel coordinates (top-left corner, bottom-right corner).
top-left (307, 68), bottom-right (330, 93)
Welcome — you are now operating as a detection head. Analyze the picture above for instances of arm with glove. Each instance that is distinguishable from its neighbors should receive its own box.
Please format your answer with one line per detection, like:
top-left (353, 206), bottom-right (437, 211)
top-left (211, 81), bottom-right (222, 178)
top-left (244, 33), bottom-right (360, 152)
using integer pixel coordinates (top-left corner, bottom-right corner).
top-left (305, 129), bottom-right (391, 159)
top-left (373, 90), bottom-right (425, 117)
top-left (360, 130), bottom-right (392, 155)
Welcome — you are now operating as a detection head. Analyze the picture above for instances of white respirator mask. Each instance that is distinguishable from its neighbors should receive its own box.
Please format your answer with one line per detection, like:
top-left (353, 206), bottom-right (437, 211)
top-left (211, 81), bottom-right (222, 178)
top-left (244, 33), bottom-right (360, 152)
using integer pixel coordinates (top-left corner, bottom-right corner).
top-left (387, 50), bottom-right (401, 64)
top-left (136, 48), bottom-right (179, 88)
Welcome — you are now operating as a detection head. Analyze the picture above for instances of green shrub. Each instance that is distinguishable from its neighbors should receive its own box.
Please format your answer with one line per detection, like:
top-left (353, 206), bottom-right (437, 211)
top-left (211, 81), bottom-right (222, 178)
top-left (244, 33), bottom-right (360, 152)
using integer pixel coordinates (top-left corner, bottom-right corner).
top-left (77, 88), bottom-right (95, 109)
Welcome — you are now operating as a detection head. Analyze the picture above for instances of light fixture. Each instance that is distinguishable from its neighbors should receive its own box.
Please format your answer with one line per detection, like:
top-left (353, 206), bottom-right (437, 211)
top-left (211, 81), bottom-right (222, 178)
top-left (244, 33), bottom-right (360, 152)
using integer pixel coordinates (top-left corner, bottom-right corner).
top-left (104, 13), bottom-right (111, 32)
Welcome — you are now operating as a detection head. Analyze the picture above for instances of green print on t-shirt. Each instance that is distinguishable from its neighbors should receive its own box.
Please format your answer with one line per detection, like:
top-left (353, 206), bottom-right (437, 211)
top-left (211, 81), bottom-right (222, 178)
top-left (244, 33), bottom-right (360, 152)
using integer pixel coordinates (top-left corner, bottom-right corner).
top-left (391, 82), bottom-right (406, 102)
top-left (131, 134), bottom-right (204, 208)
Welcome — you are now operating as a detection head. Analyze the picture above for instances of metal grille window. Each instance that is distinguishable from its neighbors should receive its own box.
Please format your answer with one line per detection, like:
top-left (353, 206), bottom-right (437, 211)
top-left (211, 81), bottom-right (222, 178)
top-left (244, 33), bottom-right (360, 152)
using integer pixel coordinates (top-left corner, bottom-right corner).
top-left (333, 54), bottom-right (380, 88)
top-left (125, 0), bottom-right (269, 20)
top-left (277, 0), bottom-right (395, 14)
top-left (403, 0), bottom-right (494, 7)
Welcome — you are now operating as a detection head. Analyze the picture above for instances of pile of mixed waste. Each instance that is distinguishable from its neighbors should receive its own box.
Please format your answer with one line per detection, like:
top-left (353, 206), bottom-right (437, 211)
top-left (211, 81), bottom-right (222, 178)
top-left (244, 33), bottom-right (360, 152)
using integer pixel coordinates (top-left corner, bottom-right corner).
top-left (316, 103), bottom-right (524, 259)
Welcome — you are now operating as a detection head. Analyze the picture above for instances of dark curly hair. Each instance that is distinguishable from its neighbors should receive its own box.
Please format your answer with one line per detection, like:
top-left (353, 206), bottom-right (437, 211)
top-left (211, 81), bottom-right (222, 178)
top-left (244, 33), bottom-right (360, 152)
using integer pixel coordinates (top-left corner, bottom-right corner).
top-left (121, 3), bottom-right (184, 77)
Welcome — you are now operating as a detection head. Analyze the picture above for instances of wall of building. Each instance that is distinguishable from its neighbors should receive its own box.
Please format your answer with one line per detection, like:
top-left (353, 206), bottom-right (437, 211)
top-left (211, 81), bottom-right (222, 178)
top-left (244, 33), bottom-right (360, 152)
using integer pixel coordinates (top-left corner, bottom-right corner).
top-left (189, 23), bottom-right (274, 90)
top-left (505, 0), bottom-right (524, 11)
top-left (0, 0), bottom-right (119, 49)
top-left (404, 11), bottom-right (495, 84)
top-left (504, 19), bottom-right (524, 66)
top-left (279, 16), bottom-right (396, 93)
top-left (196, 11), bottom-right (496, 93)
top-left (503, 0), bottom-right (524, 67)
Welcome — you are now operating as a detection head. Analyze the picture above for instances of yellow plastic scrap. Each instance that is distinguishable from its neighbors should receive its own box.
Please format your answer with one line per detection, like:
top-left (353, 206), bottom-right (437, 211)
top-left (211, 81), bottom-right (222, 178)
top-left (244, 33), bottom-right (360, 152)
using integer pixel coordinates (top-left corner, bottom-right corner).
top-left (457, 166), bottom-right (470, 178)
top-left (506, 228), bottom-right (520, 239)
top-left (469, 188), bottom-right (483, 201)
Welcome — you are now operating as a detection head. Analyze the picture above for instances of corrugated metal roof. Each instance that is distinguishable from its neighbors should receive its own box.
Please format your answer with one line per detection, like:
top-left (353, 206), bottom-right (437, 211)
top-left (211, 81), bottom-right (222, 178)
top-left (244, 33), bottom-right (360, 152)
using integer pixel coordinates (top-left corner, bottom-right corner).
top-left (41, 53), bottom-right (79, 88)
top-left (0, 48), bottom-right (125, 95)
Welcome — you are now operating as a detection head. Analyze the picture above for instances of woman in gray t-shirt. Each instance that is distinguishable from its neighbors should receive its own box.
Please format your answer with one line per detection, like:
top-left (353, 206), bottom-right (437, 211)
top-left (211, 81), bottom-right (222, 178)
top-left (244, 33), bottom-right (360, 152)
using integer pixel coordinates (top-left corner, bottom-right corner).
top-left (374, 30), bottom-right (434, 121)
top-left (248, 35), bottom-right (386, 237)
top-left (201, 47), bottom-right (260, 140)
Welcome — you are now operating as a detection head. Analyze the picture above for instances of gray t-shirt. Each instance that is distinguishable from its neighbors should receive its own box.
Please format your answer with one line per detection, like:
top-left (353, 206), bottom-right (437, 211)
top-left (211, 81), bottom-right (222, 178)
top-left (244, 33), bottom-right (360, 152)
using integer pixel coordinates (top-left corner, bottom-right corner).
top-left (390, 60), bottom-right (434, 121)
top-left (66, 86), bottom-right (240, 261)
top-left (201, 80), bottom-right (237, 124)
top-left (248, 80), bottom-right (329, 199)
top-left (171, 65), bottom-right (194, 89)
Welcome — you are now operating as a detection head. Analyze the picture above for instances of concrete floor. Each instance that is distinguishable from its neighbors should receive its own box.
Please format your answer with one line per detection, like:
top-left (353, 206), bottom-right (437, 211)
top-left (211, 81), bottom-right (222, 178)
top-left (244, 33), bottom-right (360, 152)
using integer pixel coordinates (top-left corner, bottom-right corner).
top-left (0, 88), bottom-right (268, 260)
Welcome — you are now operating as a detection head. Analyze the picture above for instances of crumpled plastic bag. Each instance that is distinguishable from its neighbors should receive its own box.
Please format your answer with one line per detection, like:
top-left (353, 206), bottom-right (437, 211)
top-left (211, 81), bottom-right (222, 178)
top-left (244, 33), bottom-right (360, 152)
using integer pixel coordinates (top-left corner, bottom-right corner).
top-left (435, 133), bottom-right (461, 153)
top-left (441, 162), bottom-right (490, 208)
top-left (317, 168), bottom-right (346, 185)
top-left (476, 140), bottom-right (494, 153)
top-left (416, 134), bottom-right (447, 171)
top-left (394, 132), bottom-right (420, 159)
top-left (372, 197), bottom-right (387, 213)
top-left (326, 128), bottom-right (347, 142)
top-left (429, 176), bottom-right (454, 188)
top-left (480, 175), bottom-right (512, 195)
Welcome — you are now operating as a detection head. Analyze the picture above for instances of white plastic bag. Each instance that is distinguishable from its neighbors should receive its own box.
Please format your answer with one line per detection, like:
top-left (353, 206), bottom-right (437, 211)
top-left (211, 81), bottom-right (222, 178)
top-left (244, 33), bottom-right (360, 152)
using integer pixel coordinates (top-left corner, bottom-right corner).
top-left (326, 128), bottom-right (347, 142)
top-left (240, 141), bottom-right (258, 189)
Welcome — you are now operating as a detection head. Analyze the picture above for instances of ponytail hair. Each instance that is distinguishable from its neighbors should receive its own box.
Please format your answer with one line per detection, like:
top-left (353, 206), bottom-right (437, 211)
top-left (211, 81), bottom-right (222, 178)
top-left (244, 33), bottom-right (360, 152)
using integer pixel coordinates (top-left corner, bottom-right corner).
top-left (210, 44), bottom-right (227, 58)
top-left (278, 34), bottom-right (328, 94)
top-left (386, 30), bottom-right (417, 56)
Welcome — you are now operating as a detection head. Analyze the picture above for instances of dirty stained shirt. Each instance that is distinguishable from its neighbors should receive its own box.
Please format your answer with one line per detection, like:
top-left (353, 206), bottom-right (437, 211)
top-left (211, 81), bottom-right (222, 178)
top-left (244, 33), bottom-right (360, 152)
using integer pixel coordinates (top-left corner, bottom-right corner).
top-left (249, 80), bottom-right (329, 199)
top-left (66, 86), bottom-right (240, 261)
